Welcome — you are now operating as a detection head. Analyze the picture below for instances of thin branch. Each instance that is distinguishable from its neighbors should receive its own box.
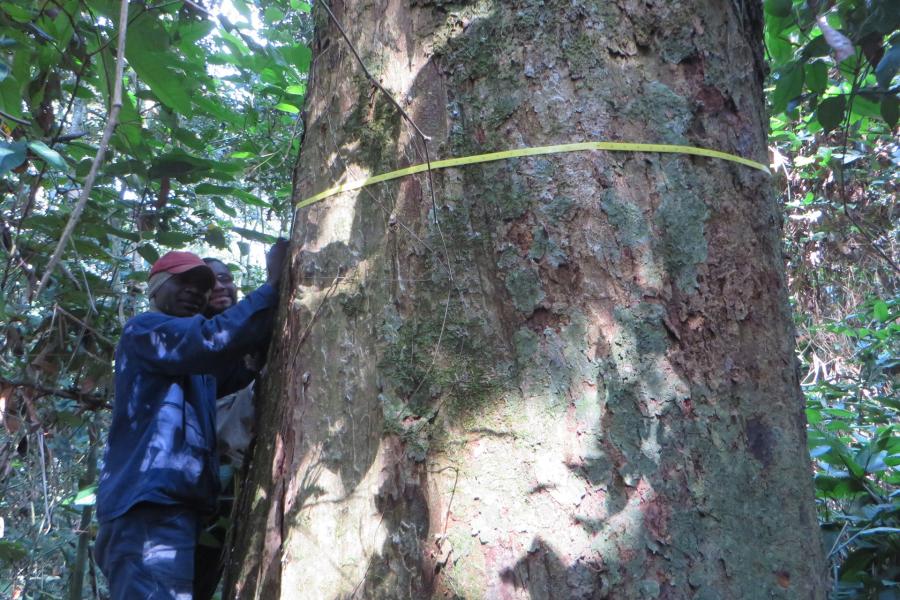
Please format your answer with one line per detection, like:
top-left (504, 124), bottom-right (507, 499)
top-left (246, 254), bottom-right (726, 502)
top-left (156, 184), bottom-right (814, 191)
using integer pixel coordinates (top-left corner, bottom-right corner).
top-left (0, 376), bottom-right (109, 409)
top-left (0, 109), bottom-right (31, 127)
top-left (34, 0), bottom-right (129, 300)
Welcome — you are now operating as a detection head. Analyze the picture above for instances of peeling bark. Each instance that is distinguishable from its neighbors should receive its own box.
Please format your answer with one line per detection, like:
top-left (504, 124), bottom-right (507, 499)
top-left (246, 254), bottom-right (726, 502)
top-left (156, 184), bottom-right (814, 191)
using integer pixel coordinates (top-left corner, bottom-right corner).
top-left (227, 1), bottom-right (826, 598)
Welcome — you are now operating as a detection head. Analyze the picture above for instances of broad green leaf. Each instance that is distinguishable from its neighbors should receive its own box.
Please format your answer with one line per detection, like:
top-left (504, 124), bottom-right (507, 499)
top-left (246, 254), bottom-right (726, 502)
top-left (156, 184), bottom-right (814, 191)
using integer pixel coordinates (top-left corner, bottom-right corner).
top-left (149, 150), bottom-right (214, 182)
top-left (264, 7), bottom-right (285, 23)
top-left (805, 60), bottom-right (828, 95)
top-left (211, 196), bottom-right (237, 217)
top-left (0, 140), bottom-right (27, 175)
top-left (136, 244), bottom-right (160, 264)
top-left (849, 95), bottom-right (881, 119)
top-left (205, 226), bottom-right (228, 249)
top-left (156, 230), bottom-right (195, 248)
top-left (232, 226), bottom-right (277, 243)
top-left (817, 96), bottom-right (846, 131)
top-left (176, 20), bottom-right (216, 46)
top-left (0, 76), bottom-right (24, 119)
top-left (764, 0), bottom-right (792, 18)
top-left (285, 84), bottom-right (305, 95)
top-left (1, 4), bottom-right (33, 22)
top-left (772, 61), bottom-right (805, 114)
top-left (27, 141), bottom-right (67, 170)
top-left (73, 485), bottom-right (97, 506)
top-left (801, 35), bottom-right (831, 60)
top-left (873, 301), bottom-right (890, 322)
top-left (283, 44), bottom-right (312, 72)
top-left (126, 14), bottom-right (193, 115)
top-left (219, 29), bottom-right (251, 57)
top-left (0, 61), bottom-right (9, 83)
top-left (274, 102), bottom-right (300, 114)
top-left (193, 96), bottom-right (244, 127)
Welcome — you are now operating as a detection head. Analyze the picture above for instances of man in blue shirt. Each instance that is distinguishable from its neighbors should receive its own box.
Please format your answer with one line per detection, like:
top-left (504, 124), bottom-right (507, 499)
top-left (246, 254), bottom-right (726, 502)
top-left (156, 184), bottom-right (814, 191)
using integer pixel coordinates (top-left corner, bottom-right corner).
top-left (94, 241), bottom-right (286, 599)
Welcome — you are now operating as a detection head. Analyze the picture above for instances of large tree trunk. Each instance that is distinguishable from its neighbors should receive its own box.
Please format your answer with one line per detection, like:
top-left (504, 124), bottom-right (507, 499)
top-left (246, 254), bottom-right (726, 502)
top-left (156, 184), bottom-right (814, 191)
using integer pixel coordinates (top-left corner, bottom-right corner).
top-left (227, 1), bottom-right (825, 598)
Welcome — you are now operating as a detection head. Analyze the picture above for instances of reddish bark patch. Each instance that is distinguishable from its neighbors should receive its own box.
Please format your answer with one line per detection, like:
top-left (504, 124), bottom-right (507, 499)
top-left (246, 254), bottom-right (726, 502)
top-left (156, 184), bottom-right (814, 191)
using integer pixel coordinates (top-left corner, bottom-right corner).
top-left (694, 85), bottom-right (727, 113)
top-left (507, 218), bottom-right (533, 253)
top-left (525, 307), bottom-right (569, 333)
top-left (776, 570), bottom-right (791, 588)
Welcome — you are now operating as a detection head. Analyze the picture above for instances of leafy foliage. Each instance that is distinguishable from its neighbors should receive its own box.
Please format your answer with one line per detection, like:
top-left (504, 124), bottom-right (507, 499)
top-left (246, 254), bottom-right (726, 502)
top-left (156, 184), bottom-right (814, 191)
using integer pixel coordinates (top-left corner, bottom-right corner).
top-left (766, 0), bottom-right (899, 596)
top-left (0, 0), bottom-right (311, 596)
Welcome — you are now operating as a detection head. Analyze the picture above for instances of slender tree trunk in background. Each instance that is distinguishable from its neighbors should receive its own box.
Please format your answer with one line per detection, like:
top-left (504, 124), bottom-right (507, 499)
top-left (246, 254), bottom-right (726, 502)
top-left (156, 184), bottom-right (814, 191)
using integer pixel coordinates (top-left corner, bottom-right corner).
top-left (227, 1), bottom-right (825, 598)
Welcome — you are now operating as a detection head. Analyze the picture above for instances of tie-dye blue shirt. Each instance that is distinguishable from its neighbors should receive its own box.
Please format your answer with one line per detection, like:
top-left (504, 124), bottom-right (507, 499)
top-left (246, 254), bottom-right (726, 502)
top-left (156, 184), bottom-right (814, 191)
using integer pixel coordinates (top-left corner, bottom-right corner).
top-left (97, 283), bottom-right (277, 522)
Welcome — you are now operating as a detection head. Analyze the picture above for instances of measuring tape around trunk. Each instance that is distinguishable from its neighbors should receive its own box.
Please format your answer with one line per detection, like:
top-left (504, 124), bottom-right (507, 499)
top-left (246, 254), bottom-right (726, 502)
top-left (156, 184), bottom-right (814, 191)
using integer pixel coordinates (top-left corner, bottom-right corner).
top-left (295, 141), bottom-right (770, 210)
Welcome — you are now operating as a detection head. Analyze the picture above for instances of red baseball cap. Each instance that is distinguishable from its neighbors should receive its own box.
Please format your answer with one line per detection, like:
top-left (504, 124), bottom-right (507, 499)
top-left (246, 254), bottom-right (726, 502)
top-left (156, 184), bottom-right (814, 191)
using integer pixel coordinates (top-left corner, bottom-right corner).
top-left (149, 251), bottom-right (215, 288)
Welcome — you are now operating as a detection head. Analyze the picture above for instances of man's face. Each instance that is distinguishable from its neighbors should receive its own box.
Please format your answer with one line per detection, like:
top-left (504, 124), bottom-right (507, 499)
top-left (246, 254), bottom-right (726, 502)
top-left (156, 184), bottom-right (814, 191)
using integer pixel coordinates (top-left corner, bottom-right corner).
top-left (206, 261), bottom-right (238, 315)
top-left (153, 268), bottom-right (213, 317)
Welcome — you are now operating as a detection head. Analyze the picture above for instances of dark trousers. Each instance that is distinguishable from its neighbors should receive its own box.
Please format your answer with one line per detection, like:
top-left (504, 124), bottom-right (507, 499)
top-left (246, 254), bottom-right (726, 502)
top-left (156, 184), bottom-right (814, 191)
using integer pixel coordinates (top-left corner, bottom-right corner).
top-left (95, 503), bottom-right (199, 600)
top-left (193, 476), bottom-right (235, 600)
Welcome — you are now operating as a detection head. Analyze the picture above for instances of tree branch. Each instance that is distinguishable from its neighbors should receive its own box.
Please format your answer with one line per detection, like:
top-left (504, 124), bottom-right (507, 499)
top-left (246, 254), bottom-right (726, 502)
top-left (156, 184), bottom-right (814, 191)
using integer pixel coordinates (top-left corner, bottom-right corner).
top-left (33, 0), bottom-right (130, 300)
top-left (0, 376), bottom-right (109, 410)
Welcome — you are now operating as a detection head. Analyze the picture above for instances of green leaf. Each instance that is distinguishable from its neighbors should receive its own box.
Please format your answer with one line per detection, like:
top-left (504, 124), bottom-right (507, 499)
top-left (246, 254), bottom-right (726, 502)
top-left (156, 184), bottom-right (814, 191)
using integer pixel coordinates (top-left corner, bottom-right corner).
top-left (875, 44), bottom-right (900, 89)
top-left (881, 95), bottom-right (899, 128)
top-left (0, 140), bottom-right (27, 175)
top-left (772, 61), bottom-right (805, 114)
top-left (274, 102), bottom-right (300, 114)
top-left (264, 6), bottom-right (285, 23)
top-left (232, 226), bottom-right (277, 244)
top-left (1, 4), bottom-right (33, 22)
top-left (0, 61), bottom-right (9, 83)
top-left (27, 141), bottom-right (67, 170)
top-left (155, 230), bottom-right (195, 248)
top-left (284, 84), bottom-right (306, 95)
top-left (801, 35), bottom-right (831, 60)
top-left (204, 226), bottom-right (228, 249)
top-left (149, 150), bottom-right (214, 182)
top-left (764, 0), bottom-right (792, 18)
top-left (805, 60), bottom-right (828, 95)
top-left (817, 96), bottom-right (847, 131)
top-left (193, 96), bottom-right (243, 127)
top-left (73, 485), bottom-right (96, 506)
top-left (136, 244), bottom-right (160, 264)
top-left (873, 300), bottom-right (890, 322)
top-left (125, 14), bottom-right (193, 115)
top-left (283, 44), bottom-right (311, 72)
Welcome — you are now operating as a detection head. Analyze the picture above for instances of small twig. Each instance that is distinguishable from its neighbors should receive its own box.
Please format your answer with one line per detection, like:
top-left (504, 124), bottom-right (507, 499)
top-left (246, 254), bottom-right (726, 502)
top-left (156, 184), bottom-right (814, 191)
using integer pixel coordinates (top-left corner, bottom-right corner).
top-left (34, 0), bottom-right (129, 299)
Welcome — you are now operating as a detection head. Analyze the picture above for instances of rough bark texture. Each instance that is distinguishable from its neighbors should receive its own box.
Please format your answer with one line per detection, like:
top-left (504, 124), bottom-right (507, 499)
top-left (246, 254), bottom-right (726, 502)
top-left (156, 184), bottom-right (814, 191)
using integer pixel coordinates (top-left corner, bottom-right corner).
top-left (226, 1), bottom-right (826, 598)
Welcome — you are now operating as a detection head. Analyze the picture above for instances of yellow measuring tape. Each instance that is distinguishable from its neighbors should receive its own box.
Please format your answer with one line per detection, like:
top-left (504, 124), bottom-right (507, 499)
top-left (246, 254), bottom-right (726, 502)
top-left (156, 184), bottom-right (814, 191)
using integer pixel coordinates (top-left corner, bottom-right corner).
top-left (296, 141), bottom-right (770, 209)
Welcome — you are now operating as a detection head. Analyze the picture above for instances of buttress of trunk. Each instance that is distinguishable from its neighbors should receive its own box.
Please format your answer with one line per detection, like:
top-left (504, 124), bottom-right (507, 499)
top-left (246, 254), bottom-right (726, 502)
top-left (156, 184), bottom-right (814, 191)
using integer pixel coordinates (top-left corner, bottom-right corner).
top-left (226, 2), bottom-right (825, 599)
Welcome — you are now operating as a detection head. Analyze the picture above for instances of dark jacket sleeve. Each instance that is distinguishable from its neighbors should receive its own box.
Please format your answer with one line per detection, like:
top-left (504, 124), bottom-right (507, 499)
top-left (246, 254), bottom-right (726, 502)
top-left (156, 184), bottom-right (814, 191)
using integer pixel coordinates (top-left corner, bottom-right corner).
top-left (126, 284), bottom-right (278, 376)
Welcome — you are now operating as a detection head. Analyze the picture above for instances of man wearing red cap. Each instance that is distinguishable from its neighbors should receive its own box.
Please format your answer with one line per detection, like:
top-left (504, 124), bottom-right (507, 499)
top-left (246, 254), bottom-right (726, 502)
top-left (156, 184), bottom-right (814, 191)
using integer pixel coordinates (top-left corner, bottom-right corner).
top-left (94, 241), bottom-right (287, 599)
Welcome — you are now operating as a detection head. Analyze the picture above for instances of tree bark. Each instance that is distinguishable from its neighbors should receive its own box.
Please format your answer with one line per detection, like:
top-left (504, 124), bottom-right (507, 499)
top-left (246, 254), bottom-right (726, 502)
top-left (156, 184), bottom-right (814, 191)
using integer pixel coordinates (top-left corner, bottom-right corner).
top-left (227, 1), bottom-right (825, 598)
